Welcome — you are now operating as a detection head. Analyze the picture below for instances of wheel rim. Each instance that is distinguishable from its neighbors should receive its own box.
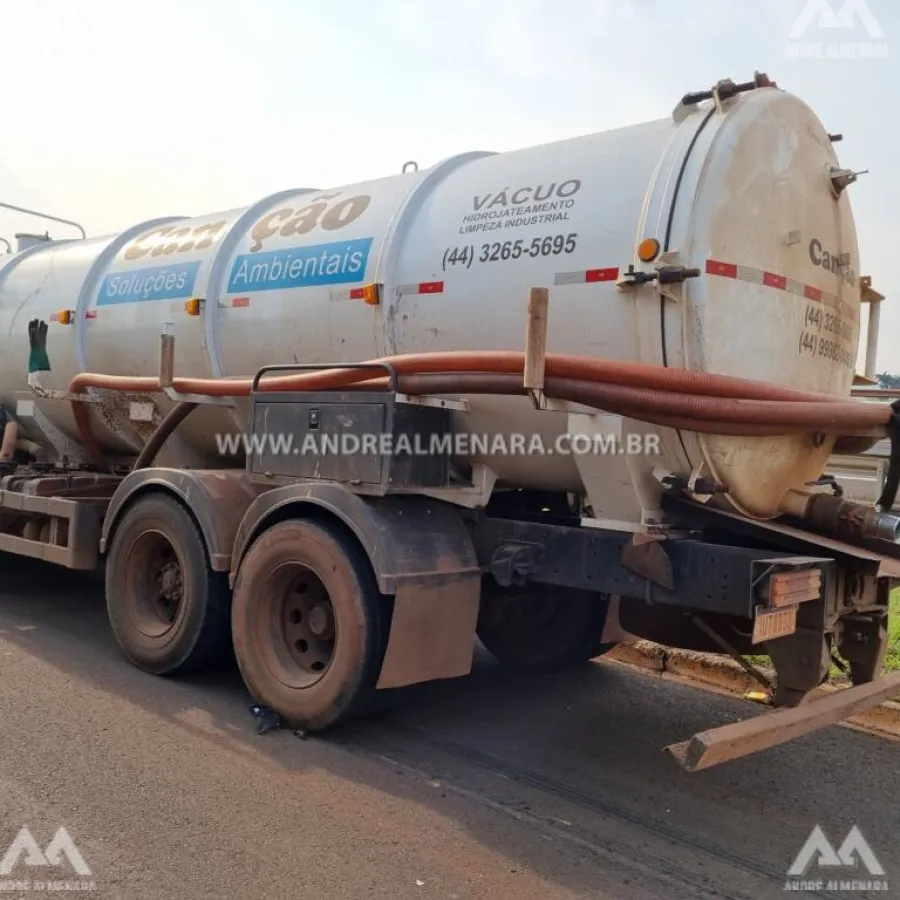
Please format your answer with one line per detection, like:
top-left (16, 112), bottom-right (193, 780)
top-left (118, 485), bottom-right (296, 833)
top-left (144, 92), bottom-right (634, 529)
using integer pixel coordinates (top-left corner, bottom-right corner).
top-left (122, 530), bottom-right (185, 638)
top-left (257, 562), bottom-right (337, 689)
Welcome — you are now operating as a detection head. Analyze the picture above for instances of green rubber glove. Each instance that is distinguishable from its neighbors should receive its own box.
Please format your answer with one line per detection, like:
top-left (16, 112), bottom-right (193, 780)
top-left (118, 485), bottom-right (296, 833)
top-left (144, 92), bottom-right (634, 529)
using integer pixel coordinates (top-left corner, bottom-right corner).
top-left (27, 319), bottom-right (50, 373)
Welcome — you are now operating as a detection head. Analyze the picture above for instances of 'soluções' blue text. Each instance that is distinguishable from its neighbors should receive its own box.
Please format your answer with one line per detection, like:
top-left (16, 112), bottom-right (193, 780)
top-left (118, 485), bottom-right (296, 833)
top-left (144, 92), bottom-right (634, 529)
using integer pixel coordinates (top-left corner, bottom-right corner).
top-left (97, 262), bottom-right (200, 305)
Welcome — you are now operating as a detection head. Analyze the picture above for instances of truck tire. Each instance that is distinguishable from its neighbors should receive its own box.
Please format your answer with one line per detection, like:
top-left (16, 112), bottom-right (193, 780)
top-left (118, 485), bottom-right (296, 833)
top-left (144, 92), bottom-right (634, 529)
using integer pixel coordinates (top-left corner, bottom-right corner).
top-left (105, 492), bottom-right (231, 676)
top-left (477, 581), bottom-right (615, 674)
top-left (231, 518), bottom-right (384, 731)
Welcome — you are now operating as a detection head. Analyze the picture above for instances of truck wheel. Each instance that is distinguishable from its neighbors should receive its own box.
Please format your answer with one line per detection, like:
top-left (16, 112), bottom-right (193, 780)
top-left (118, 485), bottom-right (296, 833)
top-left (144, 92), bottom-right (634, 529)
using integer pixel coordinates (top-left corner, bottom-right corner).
top-left (477, 581), bottom-right (614, 673)
top-left (231, 519), bottom-right (384, 731)
top-left (105, 493), bottom-right (231, 676)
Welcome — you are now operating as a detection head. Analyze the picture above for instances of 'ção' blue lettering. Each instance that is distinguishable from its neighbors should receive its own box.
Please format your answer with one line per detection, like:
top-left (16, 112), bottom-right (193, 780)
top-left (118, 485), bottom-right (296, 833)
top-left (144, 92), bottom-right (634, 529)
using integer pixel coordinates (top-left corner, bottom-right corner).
top-left (227, 238), bottom-right (373, 293)
top-left (97, 262), bottom-right (201, 306)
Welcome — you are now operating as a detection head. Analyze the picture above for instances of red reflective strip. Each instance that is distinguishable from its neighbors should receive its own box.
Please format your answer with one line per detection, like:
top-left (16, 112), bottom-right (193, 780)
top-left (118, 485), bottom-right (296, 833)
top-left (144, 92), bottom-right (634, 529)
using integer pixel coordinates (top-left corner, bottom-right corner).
top-left (85, 310), bottom-right (98, 319)
top-left (232, 296), bottom-right (250, 308)
top-left (349, 288), bottom-right (365, 299)
top-left (585, 267), bottom-right (619, 283)
top-left (706, 259), bottom-right (738, 278)
top-left (705, 260), bottom-right (859, 328)
top-left (419, 281), bottom-right (443, 294)
top-left (804, 285), bottom-right (822, 302)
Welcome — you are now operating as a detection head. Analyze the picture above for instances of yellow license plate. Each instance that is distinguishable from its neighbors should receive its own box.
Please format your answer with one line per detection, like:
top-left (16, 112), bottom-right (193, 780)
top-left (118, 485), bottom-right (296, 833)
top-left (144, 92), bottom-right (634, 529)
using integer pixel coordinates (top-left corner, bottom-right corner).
top-left (751, 605), bottom-right (798, 645)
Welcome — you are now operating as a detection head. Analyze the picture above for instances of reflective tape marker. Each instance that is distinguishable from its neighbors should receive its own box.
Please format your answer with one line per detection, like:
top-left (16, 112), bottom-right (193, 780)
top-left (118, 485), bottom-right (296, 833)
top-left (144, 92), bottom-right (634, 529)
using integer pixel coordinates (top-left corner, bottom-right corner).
top-left (330, 287), bottom-right (362, 301)
top-left (705, 258), bottom-right (858, 323)
top-left (397, 281), bottom-right (444, 296)
top-left (331, 286), bottom-right (383, 302)
top-left (554, 267), bottom-right (620, 286)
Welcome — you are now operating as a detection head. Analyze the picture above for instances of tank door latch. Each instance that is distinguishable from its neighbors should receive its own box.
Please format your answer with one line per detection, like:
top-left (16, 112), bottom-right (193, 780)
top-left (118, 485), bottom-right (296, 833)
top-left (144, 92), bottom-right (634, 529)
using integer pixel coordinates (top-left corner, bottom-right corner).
top-left (617, 264), bottom-right (701, 290)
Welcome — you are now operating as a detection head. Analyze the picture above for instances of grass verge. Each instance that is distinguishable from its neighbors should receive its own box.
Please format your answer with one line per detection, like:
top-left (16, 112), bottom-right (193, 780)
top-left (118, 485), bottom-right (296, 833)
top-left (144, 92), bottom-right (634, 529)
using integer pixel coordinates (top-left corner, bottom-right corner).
top-left (886, 588), bottom-right (900, 672)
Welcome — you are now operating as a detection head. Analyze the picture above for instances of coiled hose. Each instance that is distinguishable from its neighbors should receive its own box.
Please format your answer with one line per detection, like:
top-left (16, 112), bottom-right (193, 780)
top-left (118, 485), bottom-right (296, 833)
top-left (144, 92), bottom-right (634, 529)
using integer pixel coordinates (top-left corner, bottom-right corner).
top-left (65, 352), bottom-right (893, 473)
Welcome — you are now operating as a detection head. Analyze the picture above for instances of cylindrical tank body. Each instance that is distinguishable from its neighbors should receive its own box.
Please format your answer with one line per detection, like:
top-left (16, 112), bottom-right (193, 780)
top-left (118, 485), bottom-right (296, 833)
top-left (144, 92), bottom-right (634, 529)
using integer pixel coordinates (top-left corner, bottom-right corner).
top-left (0, 85), bottom-right (861, 519)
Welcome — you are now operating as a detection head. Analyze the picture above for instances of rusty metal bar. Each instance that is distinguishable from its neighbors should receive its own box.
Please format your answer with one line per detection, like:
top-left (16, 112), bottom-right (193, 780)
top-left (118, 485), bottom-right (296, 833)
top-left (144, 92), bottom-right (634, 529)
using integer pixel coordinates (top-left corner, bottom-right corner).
top-left (666, 668), bottom-right (900, 772)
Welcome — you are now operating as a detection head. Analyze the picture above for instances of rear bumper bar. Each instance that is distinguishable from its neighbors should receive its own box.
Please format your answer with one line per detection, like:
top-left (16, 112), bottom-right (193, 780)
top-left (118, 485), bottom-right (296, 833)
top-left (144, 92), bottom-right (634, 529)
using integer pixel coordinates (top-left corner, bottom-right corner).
top-left (666, 668), bottom-right (900, 771)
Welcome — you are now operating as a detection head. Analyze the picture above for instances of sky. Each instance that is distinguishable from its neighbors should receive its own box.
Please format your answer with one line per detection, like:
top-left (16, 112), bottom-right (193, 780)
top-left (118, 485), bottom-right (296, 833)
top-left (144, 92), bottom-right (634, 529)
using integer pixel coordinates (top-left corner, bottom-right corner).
top-left (1, 0), bottom-right (898, 371)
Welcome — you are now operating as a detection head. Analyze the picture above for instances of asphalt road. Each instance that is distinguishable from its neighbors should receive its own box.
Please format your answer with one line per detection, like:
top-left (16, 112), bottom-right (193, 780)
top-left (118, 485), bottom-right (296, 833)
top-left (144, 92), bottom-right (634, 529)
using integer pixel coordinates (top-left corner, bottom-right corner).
top-left (0, 559), bottom-right (898, 900)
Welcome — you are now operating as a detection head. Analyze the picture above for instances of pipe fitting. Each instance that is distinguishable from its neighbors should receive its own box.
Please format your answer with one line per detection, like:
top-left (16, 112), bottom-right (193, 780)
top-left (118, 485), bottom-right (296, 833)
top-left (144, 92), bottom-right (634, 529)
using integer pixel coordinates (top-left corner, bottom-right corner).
top-left (805, 494), bottom-right (900, 543)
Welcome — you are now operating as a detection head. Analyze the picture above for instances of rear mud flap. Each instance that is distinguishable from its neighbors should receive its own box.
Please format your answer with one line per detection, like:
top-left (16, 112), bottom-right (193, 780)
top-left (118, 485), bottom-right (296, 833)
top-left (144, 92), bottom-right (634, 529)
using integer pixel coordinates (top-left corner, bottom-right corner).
top-left (376, 575), bottom-right (481, 689)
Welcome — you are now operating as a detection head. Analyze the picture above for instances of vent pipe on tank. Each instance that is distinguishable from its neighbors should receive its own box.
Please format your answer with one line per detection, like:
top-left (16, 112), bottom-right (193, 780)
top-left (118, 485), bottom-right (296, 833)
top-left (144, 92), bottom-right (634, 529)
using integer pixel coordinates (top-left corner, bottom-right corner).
top-left (14, 232), bottom-right (51, 253)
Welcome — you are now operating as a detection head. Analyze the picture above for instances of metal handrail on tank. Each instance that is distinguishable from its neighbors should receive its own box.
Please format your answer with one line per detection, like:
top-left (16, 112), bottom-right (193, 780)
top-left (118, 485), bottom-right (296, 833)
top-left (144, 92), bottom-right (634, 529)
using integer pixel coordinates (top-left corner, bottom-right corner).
top-left (0, 201), bottom-right (86, 240)
top-left (0, 238), bottom-right (11, 254)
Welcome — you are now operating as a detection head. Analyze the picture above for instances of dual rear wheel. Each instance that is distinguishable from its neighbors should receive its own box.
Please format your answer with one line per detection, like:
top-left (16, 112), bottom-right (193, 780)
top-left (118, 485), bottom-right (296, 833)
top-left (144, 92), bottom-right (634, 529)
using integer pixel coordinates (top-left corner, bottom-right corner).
top-left (105, 495), bottom-right (613, 730)
top-left (105, 498), bottom-right (385, 727)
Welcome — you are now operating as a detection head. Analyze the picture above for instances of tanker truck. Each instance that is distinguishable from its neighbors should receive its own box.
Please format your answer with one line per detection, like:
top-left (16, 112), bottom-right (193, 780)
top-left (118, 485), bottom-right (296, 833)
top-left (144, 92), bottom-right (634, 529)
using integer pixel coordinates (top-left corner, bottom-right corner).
top-left (1, 72), bottom-right (899, 771)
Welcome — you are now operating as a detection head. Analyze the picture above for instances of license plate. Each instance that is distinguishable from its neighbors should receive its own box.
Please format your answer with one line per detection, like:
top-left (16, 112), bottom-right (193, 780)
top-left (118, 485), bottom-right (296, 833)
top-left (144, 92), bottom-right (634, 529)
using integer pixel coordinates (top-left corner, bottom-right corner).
top-left (751, 605), bottom-right (798, 645)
